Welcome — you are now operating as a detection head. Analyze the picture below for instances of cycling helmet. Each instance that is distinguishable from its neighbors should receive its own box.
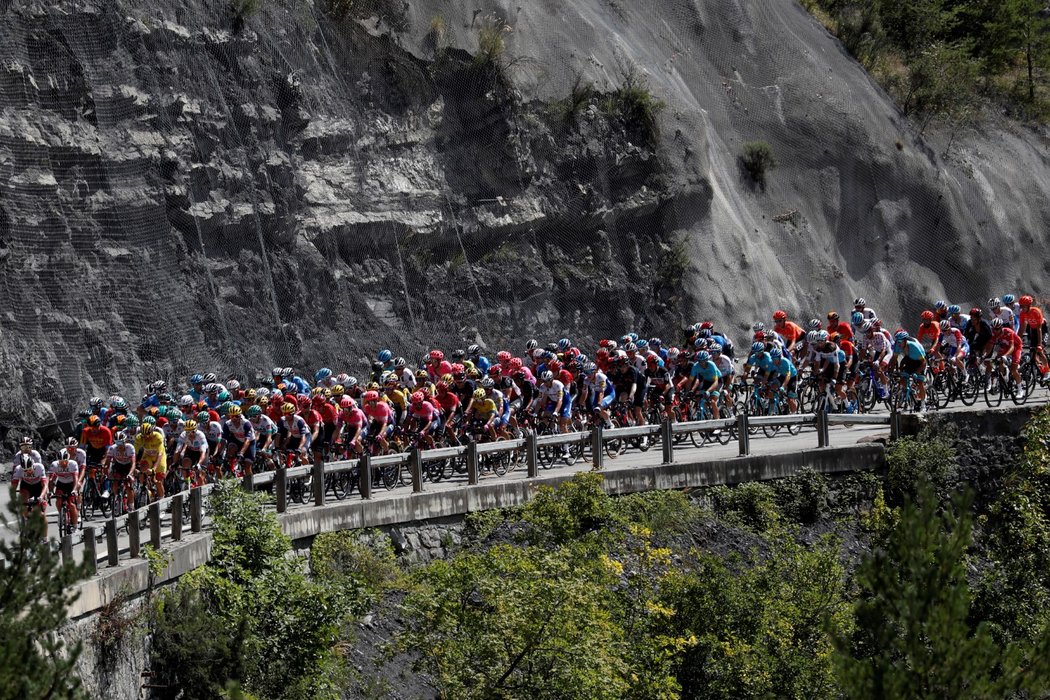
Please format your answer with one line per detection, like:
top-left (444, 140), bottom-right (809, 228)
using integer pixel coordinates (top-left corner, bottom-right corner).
top-left (115, 431), bottom-right (129, 444)
top-left (157, 392), bottom-right (173, 404)
top-left (970, 307), bottom-right (982, 317)
top-left (89, 396), bottom-right (104, 409)
top-left (413, 368), bottom-right (428, 380)
top-left (1020, 295), bottom-right (1034, 306)
top-left (190, 374), bottom-right (204, 385)
top-left (508, 357), bottom-right (523, 370)
top-left (921, 310), bottom-right (935, 322)
top-left (246, 405), bottom-right (263, 418)
top-left (496, 350), bottom-right (512, 362)
top-left (817, 330), bottom-right (829, 342)
top-left (110, 396), bottom-right (127, 410)
top-left (851, 311), bottom-right (863, 325)
top-left (281, 367), bottom-right (294, 377)
top-left (140, 422), bottom-right (154, 434)
top-left (667, 347), bottom-right (681, 359)
top-left (762, 331), bottom-right (776, 341)
top-left (488, 365), bottom-right (502, 378)
top-left (806, 330), bottom-right (819, 344)
top-left (939, 319), bottom-right (951, 330)
top-left (450, 349), bottom-right (465, 361)
top-left (773, 310), bottom-right (788, 321)
top-left (871, 318), bottom-right (883, 330)
top-left (217, 390), bottom-right (231, 402)
top-left (429, 349), bottom-right (445, 362)
top-left (699, 328), bottom-right (713, 339)
top-left (991, 318), bottom-right (1005, 329)
top-left (1003, 294), bottom-right (1017, 305)
top-left (339, 396), bottom-right (355, 409)
top-left (257, 396), bottom-right (270, 407)
top-left (406, 391), bottom-right (423, 405)
top-left (272, 367), bottom-right (284, 377)
top-left (392, 356), bottom-right (406, 370)
top-left (217, 402), bottom-right (232, 416)
top-left (853, 297), bottom-right (867, 308)
top-left (861, 320), bottom-right (875, 333)
top-left (226, 404), bottom-right (242, 417)
top-left (525, 339), bottom-right (538, 351)
top-left (296, 395), bottom-right (311, 409)
top-left (934, 300), bottom-right (947, 311)
top-left (479, 377), bottom-right (494, 389)
top-left (467, 344), bottom-right (481, 356)
top-left (806, 319), bottom-right (821, 331)
top-left (184, 420), bottom-right (198, 432)
top-left (123, 416), bottom-right (139, 429)
top-left (948, 304), bottom-right (961, 314)
top-left (315, 368), bottom-right (333, 383)
top-left (346, 376), bottom-right (358, 388)
top-left (204, 383), bottom-right (218, 394)
top-left (752, 322), bottom-right (765, 332)
top-left (769, 347), bottom-right (783, 359)
top-left (624, 342), bottom-right (637, 352)
top-left (153, 380), bottom-right (169, 393)
top-left (362, 391), bottom-right (380, 402)
top-left (636, 339), bottom-right (649, 351)
top-left (255, 387), bottom-right (270, 398)
top-left (989, 297), bottom-right (1002, 308)
top-left (827, 311), bottom-right (840, 321)
top-left (196, 411), bottom-right (211, 423)
top-left (178, 395), bottom-right (194, 408)
top-left (551, 338), bottom-right (567, 353)
top-left (382, 372), bottom-right (398, 386)
top-left (281, 402), bottom-right (297, 414)
top-left (694, 338), bottom-right (708, 350)
top-left (648, 337), bottom-right (661, 348)
top-left (584, 362), bottom-right (598, 374)
top-left (370, 362), bottom-right (385, 375)
top-left (472, 388), bottom-right (486, 401)
top-left (696, 350), bottom-right (710, 362)
top-left (378, 349), bottom-right (393, 363)
top-left (894, 330), bottom-right (909, 342)
top-left (61, 436), bottom-right (77, 448)
top-left (628, 332), bottom-right (639, 342)
top-left (710, 344), bottom-right (722, 354)
top-left (540, 370), bottom-right (554, 382)
top-left (203, 372), bottom-right (218, 383)
top-left (87, 414), bottom-right (100, 426)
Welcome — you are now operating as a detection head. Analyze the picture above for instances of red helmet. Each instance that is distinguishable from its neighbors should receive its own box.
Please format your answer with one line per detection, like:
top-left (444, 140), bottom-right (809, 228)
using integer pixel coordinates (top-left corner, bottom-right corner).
top-left (362, 390), bottom-right (380, 402)
top-left (567, 347), bottom-right (580, 359)
top-left (436, 381), bottom-right (449, 391)
top-left (451, 363), bottom-right (465, 374)
top-left (599, 339), bottom-right (613, 348)
top-left (773, 310), bottom-right (788, 321)
top-left (297, 395), bottom-right (311, 408)
top-left (1021, 295), bottom-right (1034, 306)
top-left (699, 321), bottom-right (713, 330)
top-left (921, 310), bottom-right (935, 322)
top-left (596, 348), bottom-right (609, 359)
top-left (410, 391), bottom-right (425, 404)
top-left (970, 307), bottom-right (982, 317)
top-left (429, 349), bottom-right (444, 362)
top-left (508, 357), bottom-right (523, 370)
top-left (548, 359), bottom-right (562, 373)
top-left (488, 365), bottom-right (501, 377)
top-left (558, 369), bottom-right (574, 384)
top-left (496, 350), bottom-right (511, 362)
top-left (339, 396), bottom-right (354, 409)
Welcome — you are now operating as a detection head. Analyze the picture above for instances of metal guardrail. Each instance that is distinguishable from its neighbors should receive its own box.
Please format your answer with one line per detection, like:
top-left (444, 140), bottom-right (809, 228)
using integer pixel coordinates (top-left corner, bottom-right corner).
top-left (68, 408), bottom-right (897, 576)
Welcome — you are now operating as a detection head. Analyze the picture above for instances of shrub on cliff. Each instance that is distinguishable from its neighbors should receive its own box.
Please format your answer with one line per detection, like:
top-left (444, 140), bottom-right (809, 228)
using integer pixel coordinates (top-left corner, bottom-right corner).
top-left (740, 141), bottom-right (777, 188)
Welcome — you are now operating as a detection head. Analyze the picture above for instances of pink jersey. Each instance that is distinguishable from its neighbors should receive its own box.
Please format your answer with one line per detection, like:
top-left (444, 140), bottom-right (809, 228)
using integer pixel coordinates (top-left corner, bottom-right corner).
top-left (409, 401), bottom-right (438, 422)
top-left (363, 402), bottom-right (394, 422)
top-left (339, 407), bottom-right (367, 429)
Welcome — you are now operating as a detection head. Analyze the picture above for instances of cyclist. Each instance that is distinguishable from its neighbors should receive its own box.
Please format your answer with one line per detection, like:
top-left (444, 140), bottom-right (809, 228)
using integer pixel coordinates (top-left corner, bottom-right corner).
top-left (278, 401), bottom-right (312, 464)
top-left (826, 311), bottom-right (853, 341)
top-left (247, 405), bottom-right (279, 462)
top-left (963, 308), bottom-right (993, 361)
top-left (12, 437), bottom-right (42, 481)
top-left (772, 310), bottom-right (804, 351)
top-left (102, 431), bottom-right (137, 507)
top-left (769, 347), bottom-right (799, 413)
top-left (610, 357), bottom-right (645, 426)
top-left (813, 331), bottom-right (844, 408)
top-left (990, 318), bottom-right (1024, 387)
top-left (1002, 294), bottom-right (1021, 332)
top-left (582, 362), bottom-right (615, 427)
top-left (406, 391), bottom-right (441, 448)
top-left (309, 392), bottom-right (338, 461)
top-left (12, 460), bottom-right (48, 539)
top-left (861, 320), bottom-right (893, 387)
top-left (688, 350), bottom-right (723, 419)
top-left (335, 397), bottom-right (367, 456)
top-left (465, 387), bottom-right (500, 442)
top-left (893, 330), bottom-right (928, 410)
top-left (947, 304), bottom-right (969, 331)
top-left (710, 343), bottom-right (735, 406)
top-left (853, 297), bottom-right (877, 322)
top-left (135, 422), bottom-right (168, 500)
top-left (79, 415), bottom-right (113, 468)
top-left (362, 391), bottom-right (395, 453)
top-left (916, 311), bottom-right (940, 353)
top-left (1019, 295), bottom-right (1048, 377)
top-left (47, 449), bottom-right (81, 531)
top-left (173, 419), bottom-right (210, 486)
top-left (645, 355), bottom-right (676, 423)
top-left (988, 298), bottom-right (1015, 332)
top-left (222, 405), bottom-right (256, 475)
top-left (531, 370), bottom-right (572, 433)
top-left (937, 320), bottom-right (969, 380)
top-left (480, 377), bottom-right (510, 438)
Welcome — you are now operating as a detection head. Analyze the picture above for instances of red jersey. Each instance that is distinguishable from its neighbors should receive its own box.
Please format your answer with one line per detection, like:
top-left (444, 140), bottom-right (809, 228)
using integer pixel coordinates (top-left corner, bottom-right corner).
top-left (80, 425), bottom-right (113, 450)
top-left (829, 321), bottom-right (853, 341)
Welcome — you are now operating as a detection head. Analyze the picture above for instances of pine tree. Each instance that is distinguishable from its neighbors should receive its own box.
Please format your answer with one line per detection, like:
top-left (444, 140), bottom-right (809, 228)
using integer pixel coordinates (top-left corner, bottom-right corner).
top-left (0, 496), bottom-right (87, 700)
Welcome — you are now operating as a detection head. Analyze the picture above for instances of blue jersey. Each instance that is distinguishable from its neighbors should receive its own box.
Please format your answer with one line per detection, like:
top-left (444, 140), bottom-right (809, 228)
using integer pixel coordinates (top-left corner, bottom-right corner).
top-left (900, 339), bottom-right (926, 361)
top-left (773, 358), bottom-right (798, 378)
top-left (749, 351), bottom-right (775, 374)
top-left (690, 361), bottom-right (722, 382)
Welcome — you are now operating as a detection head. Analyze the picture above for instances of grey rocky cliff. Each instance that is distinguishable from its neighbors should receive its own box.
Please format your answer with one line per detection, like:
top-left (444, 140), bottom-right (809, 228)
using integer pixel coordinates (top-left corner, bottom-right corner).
top-left (0, 0), bottom-right (1047, 426)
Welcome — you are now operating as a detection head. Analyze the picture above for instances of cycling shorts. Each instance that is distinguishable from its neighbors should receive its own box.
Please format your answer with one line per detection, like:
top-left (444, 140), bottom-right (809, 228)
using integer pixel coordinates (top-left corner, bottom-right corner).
top-left (780, 375), bottom-right (798, 398)
top-left (633, 381), bottom-right (648, 408)
top-left (110, 461), bottom-right (133, 480)
top-left (697, 378), bottom-right (718, 394)
top-left (900, 357), bottom-right (926, 381)
top-left (85, 446), bottom-right (106, 466)
top-left (54, 480), bottom-right (75, 498)
top-left (20, 482), bottom-right (44, 501)
top-left (820, 364), bottom-right (838, 382)
top-left (183, 449), bottom-right (204, 466)
top-left (1027, 326), bottom-right (1044, 349)
top-left (998, 348), bottom-right (1022, 365)
top-left (544, 397), bottom-right (572, 418)
top-left (587, 389), bottom-right (616, 410)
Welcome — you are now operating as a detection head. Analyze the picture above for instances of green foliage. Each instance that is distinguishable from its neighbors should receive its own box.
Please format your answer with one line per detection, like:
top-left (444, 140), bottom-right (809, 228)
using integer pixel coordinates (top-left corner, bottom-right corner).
top-left (773, 468), bottom-right (832, 524)
top-left (553, 74), bottom-right (597, 126)
top-left (475, 15), bottom-right (512, 68)
top-left (602, 67), bottom-right (666, 146)
top-left (311, 530), bottom-right (401, 614)
top-left (666, 532), bottom-right (850, 699)
top-left (521, 471), bottom-right (617, 544)
top-left (151, 482), bottom-right (349, 700)
top-left (0, 497), bottom-right (87, 700)
top-left (740, 141), bottom-right (777, 188)
top-left (612, 489), bottom-right (697, 535)
top-left (836, 484), bottom-right (1050, 697)
top-left (884, 426), bottom-right (957, 504)
top-left (708, 481), bottom-right (780, 531)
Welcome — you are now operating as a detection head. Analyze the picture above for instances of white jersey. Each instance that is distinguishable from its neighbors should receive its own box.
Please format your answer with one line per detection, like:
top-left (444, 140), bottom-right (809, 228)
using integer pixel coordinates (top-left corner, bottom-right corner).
top-left (14, 462), bottom-right (46, 484)
top-left (13, 449), bottom-right (42, 472)
top-left (204, 420), bottom-right (223, 443)
top-left (537, 379), bottom-right (566, 402)
top-left (250, 414), bottom-right (279, 437)
top-left (713, 355), bottom-right (734, 376)
top-left (863, 331), bottom-right (891, 355)
top-left (106, 443), bottom-right (136, 465)
top-left (399, 368), bottom-right (417, 389)
top-left (992, 307), bottom-right (1015, 328)
top-left (814, 343), bottom-right (840, 364)
top-left (949, 313), bottom-right (970, 331)
top-left (48, 459), bottom-right (79, 485)
top-left (68, 447), bottom-right (87, 469)
top-left (584, 370), bottom-right (610, 393)
top-left (176, 429), bottom-right (209, 453)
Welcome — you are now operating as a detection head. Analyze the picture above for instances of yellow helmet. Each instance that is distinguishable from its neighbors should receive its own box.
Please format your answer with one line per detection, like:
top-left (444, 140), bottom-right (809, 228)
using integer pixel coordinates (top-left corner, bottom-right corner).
top-left (331, 384), bottom-right (345, 396)
top-left (281, 402), bottom-right (296, 414)
top-left (473, 388), bottom-right (486, 400)
top-left (184, 420), bottom-right (198, 432)
top-left (227, 405), bottom-right (242, 417)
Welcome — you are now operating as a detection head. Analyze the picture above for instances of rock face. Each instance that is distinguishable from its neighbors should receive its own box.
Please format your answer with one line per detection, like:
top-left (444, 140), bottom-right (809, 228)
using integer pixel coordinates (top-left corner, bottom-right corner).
top-left (0, 0), bottom-right (1047, 424)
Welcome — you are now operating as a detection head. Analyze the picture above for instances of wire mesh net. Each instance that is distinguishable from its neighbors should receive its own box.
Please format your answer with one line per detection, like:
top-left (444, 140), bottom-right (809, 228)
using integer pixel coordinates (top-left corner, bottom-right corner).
top-left (0, 0), bottom-right (1032, 427)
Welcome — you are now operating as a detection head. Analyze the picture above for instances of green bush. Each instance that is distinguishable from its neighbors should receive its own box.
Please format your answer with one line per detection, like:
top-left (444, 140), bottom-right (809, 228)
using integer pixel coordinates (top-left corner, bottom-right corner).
top-left (774, 468), bottom-right (832, 524)
top-left (521, 471), bottom-right (617, 545)
top-left (603, 68), bottom-right (666, 146)
top-left (475, 15), bottom-right (511, 68)
top-left (709, 481), bottom-right (780, 531)
top-left (884, 426), bottom-right (957, 505)
top-left (740, 141), bottom-right (777, 188)
top-left (311, 530), bottom-right (401, 613)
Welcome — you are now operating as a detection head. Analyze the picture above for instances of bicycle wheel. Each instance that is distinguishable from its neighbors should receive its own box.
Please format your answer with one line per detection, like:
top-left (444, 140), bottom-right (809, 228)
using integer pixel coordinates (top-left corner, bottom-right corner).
top-left (381, 464), bottom-right (400, 490)
top-left (134, 484), bottom-right (150, 511)
top-left (984, 375), bottom-right (1003, 407)
top-left (960, 373), bottom-right (980, 406)
top-left (328, 472), bottom-right (348, 500)
top-left (1010, 376), bottom-right (1028, 406)
top-left (932, 373), bottom-right (952, 409)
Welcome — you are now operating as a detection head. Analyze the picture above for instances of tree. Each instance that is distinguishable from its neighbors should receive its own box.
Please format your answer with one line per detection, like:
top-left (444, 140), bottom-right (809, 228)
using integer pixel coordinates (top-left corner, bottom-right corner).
top-left (836, 485), bottom-right (1050, 698)
top-left (978, 0), bottom-right (1050, 101)
top-left (0, 497), bottom-right (87, 699)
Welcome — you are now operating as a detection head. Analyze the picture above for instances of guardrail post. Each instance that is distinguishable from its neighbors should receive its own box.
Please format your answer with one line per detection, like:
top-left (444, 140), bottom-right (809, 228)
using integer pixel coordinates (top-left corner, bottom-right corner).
top-left (661, 420), bottom-right (674, 464)
top-left (591, 425), bottom-right (603, 471)
top-left (60, 535), bottom-right (73, 566)
top-left (737, 413), bottom-right (750, 456)
top-left (148, 502), bottom-right (162, 549)
top-left (410, 448), bottom-right (424, 493)
top-left (83, 527), bottom-right (98, 575)
top-left (171, 494), bottom-right (183, 541)
top-left (127, 511), bottom-right (141, 558)
top-left (466, 441), bottom-right (479, 485)
top-left (816, 410), bottom-right (829, 448)
top-left (275, 468), bottom-right (288, 513)
top-left (241, 469), bottom-right (254, 492)
top-left (890, 408), bottom-right (901, 441)
top-left (313, 455), bottom-right (325, 507)
top-left (190, 487), bottom-right (202, 533)
top-left (359, 454), bottom-right (372, 500)
top-left (105, 518), bottom-right (119, 566)
top-left (526, 432), bottom-right (538, 478)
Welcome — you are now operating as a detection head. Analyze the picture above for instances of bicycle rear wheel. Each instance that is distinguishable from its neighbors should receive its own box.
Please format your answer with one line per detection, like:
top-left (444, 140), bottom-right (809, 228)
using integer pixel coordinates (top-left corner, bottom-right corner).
top-left (984, 376), bottom-right (1003, 407)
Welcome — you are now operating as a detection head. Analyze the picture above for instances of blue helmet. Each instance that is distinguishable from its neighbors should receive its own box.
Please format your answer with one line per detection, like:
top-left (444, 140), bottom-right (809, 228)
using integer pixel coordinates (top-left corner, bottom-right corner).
top-left (377, 349), bottom-right (393, 363)
top-left (649, 337), bottom-right (662, 347)
top-left (894, 330), bottom-right (909, 342)
top-left (934, 300), bottom-right (947, 310)
top-left (557, 338), bottom-right (571, 352)
top-left (190, 373), bottom-right (204, 385)
top-left (636, 338), bottom-right (649, 349)
top-left (947, 304), bottom-right (961, 315)
top-left (769, 347), bottom-right (783, 359)
top-left (851, 311), bottom-right (864, 325)
top-left (314, 367), bottom-right (333, 382)
top-left (628, 332), bottom-right (639, 342)
top-left (1003, 294), bottom-right (1017, 305)
top-left (696, 351), bottom-right (710, 362)
top-left (750, 342), bottom-right (765, 353)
